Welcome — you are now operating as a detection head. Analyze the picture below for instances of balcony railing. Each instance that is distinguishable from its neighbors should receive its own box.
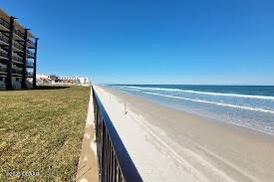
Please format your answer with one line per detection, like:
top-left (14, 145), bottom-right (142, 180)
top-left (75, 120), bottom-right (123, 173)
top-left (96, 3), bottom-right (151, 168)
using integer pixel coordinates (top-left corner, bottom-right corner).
top-left (27, 61), bottom-right (33, 68)
top-left (14, 29), bottom-right (24, 39)
top-left (12, 68), bottom-right (23, 75)
top-left (0, 18), bottom-right (10, 30)
top-left (27, 39), bottom-right (35, 46)
top-left (0, 50), bottom-right (8, 59)
top-left (93, 87), bottom-right (143, 182)
top-left (12, 55), bottom-right (23, 63)
top-left (27, 50), bottom-right (35, 58)
top-left (13, 42), bottom-right (24, 52)
top-left (0, 33), bottom-right (9, 44)
top-left (27, 72), bottom-right (33, 77)
top-left (12, 65), bottom-right (23, 70)
top-left (0, 66), bottom-right (7, 73)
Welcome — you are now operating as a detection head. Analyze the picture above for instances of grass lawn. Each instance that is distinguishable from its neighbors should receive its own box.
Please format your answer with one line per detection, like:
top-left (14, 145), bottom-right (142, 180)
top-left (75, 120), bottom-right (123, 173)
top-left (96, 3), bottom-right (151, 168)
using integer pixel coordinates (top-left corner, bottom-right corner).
top-left (0, 86), bottom-right (90, 181)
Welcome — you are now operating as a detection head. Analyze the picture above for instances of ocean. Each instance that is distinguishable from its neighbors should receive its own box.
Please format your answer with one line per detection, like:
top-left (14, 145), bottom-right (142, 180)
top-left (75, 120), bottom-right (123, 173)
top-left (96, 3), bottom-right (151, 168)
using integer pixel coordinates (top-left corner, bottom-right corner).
top-left (110, 84), bottom-right (274, 136)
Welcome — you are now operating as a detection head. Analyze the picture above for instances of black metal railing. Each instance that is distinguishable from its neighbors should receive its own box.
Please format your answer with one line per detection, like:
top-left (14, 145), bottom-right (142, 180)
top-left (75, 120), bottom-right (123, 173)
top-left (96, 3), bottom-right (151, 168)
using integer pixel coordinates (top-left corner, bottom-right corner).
top-left (92, 87), bottom-right (143, 182)
top-left (0, 18), bottom-right (10, 30)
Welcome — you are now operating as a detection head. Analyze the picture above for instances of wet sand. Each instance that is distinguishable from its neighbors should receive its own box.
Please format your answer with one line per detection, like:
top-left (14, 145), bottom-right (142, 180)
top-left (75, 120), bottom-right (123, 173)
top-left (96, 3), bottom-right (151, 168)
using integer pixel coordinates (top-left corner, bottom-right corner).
top-left (94, 86), bottom-right (274, 182)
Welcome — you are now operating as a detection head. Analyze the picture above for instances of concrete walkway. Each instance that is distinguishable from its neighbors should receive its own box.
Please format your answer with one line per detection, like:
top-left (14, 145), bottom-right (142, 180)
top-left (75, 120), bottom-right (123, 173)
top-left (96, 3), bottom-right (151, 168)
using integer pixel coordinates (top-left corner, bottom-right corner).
top-left (76, 88), bottom-right (98, 182)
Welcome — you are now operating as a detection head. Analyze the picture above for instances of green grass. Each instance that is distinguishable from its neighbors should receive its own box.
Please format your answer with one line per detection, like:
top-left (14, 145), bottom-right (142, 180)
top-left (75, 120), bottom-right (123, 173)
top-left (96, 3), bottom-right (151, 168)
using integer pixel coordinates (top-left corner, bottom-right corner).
top-left (0, 86), bottom-right (90, 181)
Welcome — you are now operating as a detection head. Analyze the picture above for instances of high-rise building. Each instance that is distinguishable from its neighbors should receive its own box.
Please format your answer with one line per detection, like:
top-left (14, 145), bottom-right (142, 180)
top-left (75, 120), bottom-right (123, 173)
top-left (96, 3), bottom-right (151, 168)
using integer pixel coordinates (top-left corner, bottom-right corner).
top-left (0, 9), bottom-right (38, 90)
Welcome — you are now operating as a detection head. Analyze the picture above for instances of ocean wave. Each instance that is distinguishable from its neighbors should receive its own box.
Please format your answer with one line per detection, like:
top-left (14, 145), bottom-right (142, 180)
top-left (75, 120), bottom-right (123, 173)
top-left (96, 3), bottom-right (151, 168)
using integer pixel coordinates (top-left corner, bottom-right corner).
top-left (142, 91), bottom-right (274, 114)
top-left (119, 86), bottom-right (274, 101)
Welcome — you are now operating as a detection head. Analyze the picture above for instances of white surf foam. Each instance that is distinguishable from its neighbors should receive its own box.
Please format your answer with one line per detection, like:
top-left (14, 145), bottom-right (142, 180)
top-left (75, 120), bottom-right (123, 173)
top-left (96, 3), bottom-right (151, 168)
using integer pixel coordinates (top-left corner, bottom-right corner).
top-left (142, 91), bottom-right (274, 114)
top-left (118, 86), bottom-right (274, 101)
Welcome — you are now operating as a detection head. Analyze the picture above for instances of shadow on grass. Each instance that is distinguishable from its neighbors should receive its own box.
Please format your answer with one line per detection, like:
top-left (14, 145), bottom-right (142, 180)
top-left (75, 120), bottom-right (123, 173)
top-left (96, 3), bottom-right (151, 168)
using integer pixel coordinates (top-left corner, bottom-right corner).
top-left (0, 86), bottom-right (70, 92)
top-left (34, 85), bottom-right (70, 90)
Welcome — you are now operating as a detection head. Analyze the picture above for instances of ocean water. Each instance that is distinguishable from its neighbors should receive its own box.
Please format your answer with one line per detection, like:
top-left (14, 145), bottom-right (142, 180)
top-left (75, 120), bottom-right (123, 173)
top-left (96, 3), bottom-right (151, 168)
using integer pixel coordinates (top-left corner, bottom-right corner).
top-left (110, 85), bottom-right (274, 136)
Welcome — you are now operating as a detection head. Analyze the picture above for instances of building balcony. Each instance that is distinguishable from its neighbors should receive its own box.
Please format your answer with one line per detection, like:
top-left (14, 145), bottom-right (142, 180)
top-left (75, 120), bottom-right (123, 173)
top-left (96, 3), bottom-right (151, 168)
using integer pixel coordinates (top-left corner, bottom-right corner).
top-left (0, 18), bottom-right (10, 31)
top-left (14, 29), bottom-right (24, 40)
top-left (27, 61), bottom-right (33, 68)
top-left (0, 50), bottom-right (8, 60)
top-left (12, 55), bottom-right (23, 64)
top-left (12, 68), bottom-right (23, 75)
top-left (13, 51), bottom-right (23, 57)
top-left (27, 51), bottom-right (35, 58)
top-left (12, 64), bottom-right (23, 70)
top-left (13, 42), bottom-right (24, 52)
top-left (0, 62), bottom-right (7, 68)
top-left (0, 47), bottom-right (8, 53)
top-left (27, 39), bottom-right (35, 46)
top-left (0, 33), bottom-right (9, 45)
top-left (27, 72), bottom-right (33, 77)
top-left (0, 66), bottom-right (7, 74)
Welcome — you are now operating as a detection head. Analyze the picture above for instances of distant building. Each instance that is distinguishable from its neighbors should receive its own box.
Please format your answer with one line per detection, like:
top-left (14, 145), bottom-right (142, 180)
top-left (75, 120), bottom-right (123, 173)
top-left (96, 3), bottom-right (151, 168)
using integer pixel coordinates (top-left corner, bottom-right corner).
top-left (36, 74), bottom-right (91, 86)
top-left (79, 77), bottom-right (90, 85)
top-left (0, 9), bottom-right (38, 90)
top-left (36, 74), bottom-right (49, 79)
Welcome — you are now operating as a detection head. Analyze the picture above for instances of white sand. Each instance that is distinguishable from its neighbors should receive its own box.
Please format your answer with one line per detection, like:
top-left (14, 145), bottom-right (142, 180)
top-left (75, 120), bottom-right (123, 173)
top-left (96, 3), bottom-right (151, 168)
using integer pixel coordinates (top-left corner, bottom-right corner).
top-left (94, 86), bottom-right (274, 182)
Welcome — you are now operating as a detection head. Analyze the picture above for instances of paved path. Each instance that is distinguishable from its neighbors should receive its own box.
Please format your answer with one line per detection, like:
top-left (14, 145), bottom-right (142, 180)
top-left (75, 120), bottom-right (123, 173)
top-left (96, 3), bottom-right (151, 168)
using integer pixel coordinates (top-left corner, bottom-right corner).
top-left (76, 88), bottom-right (98, 182)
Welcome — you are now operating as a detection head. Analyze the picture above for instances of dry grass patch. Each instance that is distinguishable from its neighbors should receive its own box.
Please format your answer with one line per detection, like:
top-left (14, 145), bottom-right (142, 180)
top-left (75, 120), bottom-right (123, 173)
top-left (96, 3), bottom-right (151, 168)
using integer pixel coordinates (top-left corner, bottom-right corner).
top-left (0, 86), bottom-right (90, 181)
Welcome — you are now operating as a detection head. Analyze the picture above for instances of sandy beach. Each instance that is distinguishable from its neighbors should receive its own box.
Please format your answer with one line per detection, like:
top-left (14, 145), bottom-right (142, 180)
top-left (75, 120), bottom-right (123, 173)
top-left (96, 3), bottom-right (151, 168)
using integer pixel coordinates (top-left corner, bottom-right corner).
top-left (94, 86), bottom-right (274, 182)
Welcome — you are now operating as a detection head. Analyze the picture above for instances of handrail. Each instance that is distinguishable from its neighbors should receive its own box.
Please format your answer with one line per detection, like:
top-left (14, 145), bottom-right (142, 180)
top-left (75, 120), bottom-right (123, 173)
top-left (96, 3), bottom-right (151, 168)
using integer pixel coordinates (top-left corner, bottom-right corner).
top-left (92, 87), bottom-right (143, 182)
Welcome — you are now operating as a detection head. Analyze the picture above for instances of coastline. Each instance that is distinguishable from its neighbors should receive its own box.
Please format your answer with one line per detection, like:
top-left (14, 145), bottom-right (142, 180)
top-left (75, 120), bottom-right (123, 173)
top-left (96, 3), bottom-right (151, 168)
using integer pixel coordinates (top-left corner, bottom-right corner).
top-left (95, 86), bottom-right (274, 181)
top-left (116, 86), bottom-right (274, 140)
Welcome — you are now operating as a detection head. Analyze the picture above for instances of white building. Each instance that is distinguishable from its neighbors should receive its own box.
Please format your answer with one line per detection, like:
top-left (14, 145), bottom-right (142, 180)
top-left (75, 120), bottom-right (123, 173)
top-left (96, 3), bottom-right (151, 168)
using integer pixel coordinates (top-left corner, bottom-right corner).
top-left (36, 74), bottom-right (91, 86)
top-left (37, 74), bottom-right (50, 79)
top-left (79, 77), bottom-right (90, 85)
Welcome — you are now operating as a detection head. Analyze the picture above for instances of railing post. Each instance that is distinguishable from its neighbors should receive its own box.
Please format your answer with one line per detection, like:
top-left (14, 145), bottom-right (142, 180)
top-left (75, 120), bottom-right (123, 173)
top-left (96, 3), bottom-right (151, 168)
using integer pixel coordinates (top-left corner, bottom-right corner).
top-left (21, 28), bottom-right (28, 89)
top-left (6, 16), bottom-right (16, 90)
top-left (33, 38), bottom-right (38, 88)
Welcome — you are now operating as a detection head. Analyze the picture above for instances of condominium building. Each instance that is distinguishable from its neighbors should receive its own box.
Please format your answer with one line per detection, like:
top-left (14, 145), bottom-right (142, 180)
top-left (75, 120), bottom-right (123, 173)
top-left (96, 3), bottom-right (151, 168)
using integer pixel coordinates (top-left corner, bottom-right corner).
top-left (0, 9), bottom-right (38, 90)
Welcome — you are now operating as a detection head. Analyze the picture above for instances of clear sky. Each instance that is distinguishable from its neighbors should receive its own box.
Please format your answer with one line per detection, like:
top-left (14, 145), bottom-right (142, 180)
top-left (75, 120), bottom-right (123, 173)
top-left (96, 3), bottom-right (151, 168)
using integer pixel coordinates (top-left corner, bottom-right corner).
top-left (2, 0), bottom-right (274, 85)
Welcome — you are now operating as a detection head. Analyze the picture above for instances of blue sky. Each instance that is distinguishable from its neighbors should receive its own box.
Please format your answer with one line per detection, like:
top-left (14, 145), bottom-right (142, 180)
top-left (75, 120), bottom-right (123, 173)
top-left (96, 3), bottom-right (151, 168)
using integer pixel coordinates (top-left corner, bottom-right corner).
top-left (2, 0), bottom-right (274, 84)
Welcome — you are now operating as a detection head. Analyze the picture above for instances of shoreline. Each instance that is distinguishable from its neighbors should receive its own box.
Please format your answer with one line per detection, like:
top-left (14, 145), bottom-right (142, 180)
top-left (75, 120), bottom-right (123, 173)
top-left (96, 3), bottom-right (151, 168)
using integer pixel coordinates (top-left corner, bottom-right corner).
top-left (95, 86), bottom-right (274, 181)
top-left (113, 87), bottom-right (274, 141)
